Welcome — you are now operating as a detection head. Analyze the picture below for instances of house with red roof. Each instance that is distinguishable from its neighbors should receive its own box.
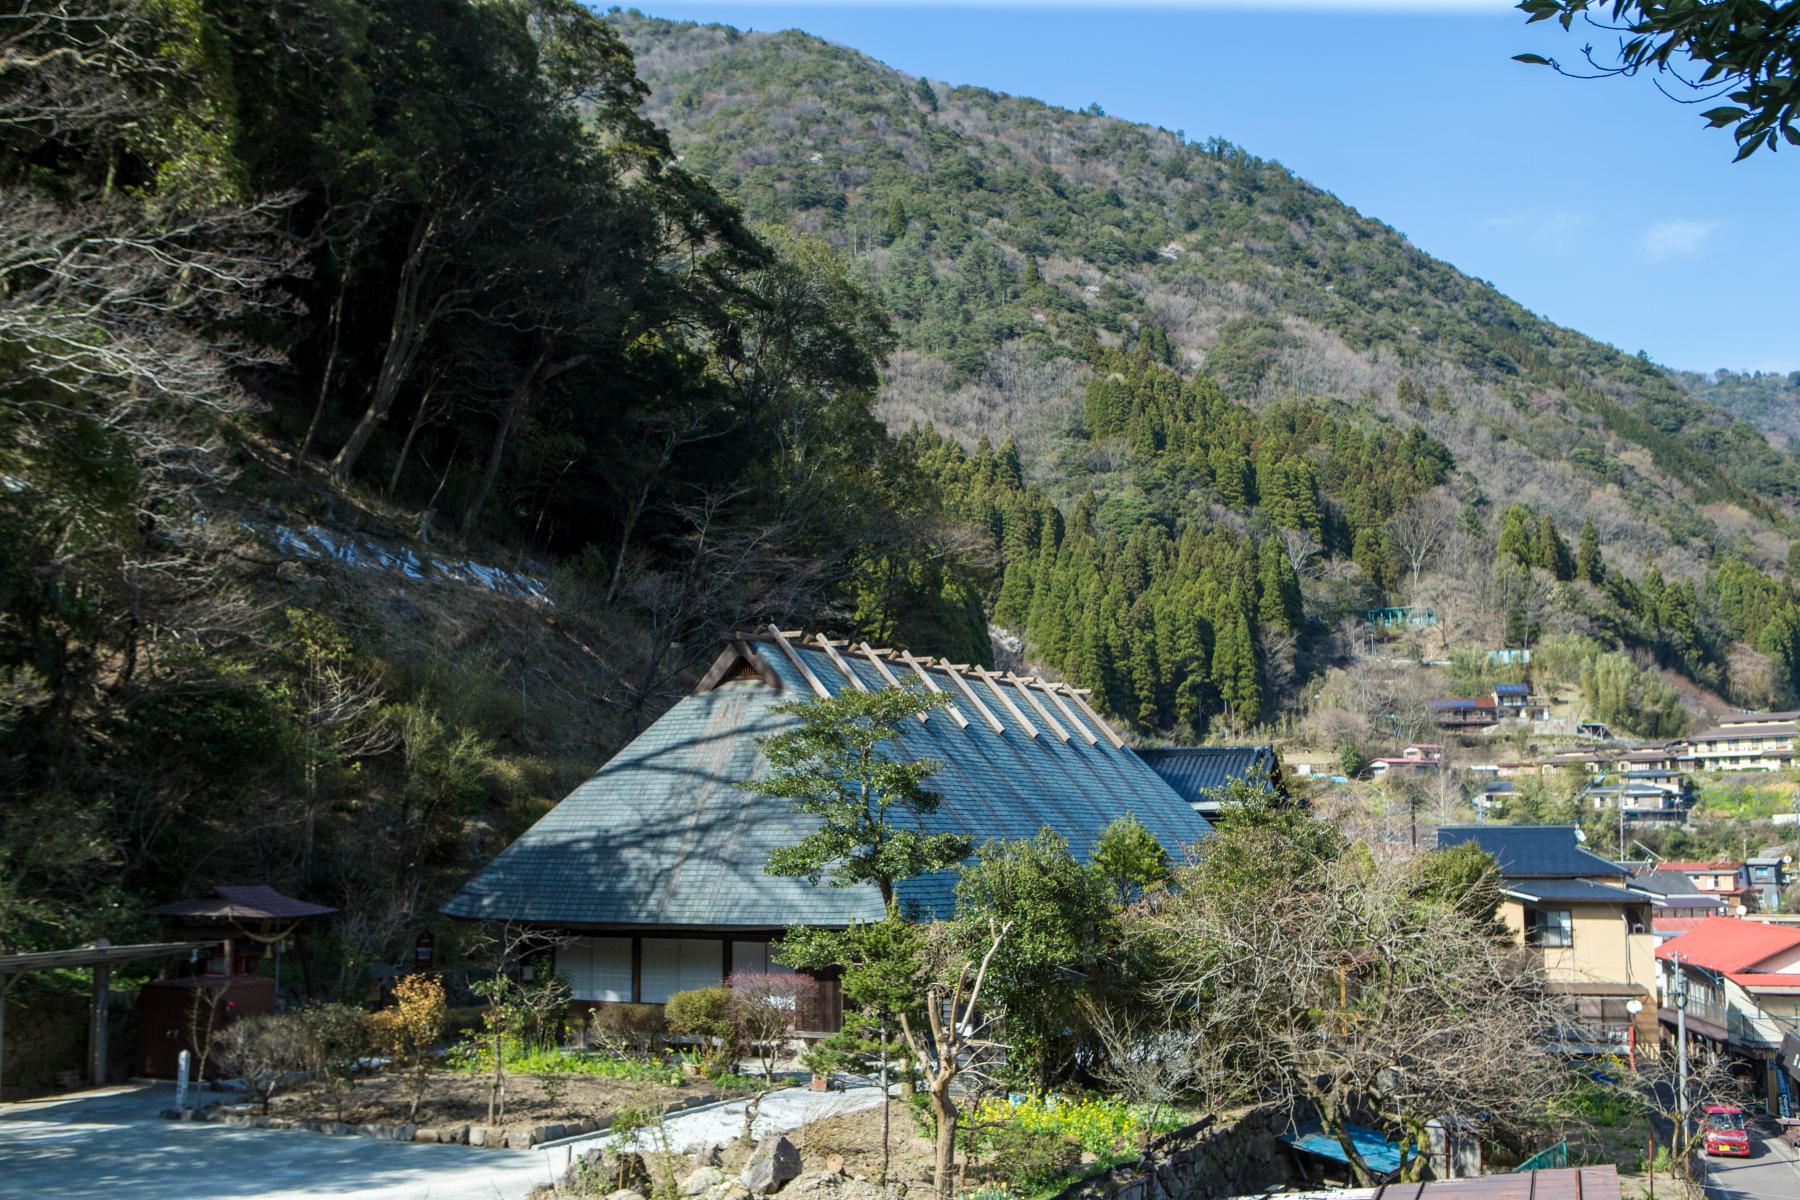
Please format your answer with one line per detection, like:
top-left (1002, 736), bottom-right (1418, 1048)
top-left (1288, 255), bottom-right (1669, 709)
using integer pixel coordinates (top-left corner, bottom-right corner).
top-left (1656, 917), bottom-right (1800, 1109)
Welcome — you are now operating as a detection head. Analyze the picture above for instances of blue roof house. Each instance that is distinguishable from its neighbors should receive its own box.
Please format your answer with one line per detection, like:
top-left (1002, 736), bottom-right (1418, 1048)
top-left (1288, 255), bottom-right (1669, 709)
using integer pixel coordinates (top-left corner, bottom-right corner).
top-left (444, 629), bottom-right (1221, 1028)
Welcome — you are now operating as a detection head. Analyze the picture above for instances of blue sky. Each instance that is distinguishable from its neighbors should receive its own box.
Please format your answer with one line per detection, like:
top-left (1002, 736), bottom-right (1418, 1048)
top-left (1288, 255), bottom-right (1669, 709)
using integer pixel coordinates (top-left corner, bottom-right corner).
top-left (620, 1), bottom-right (1798, 374)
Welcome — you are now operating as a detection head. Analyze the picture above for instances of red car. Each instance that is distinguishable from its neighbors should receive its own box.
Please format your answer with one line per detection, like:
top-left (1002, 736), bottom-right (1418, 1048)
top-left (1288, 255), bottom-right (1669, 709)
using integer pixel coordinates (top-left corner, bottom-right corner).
top-left (1703, 1105), bottom-right (1752, 1157)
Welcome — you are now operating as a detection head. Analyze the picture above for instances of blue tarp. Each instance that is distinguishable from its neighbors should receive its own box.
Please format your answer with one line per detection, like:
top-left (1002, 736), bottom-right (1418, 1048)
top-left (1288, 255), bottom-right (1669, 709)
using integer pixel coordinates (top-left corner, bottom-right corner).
top-left (1279, 1121), bottom-right (1403, 1177)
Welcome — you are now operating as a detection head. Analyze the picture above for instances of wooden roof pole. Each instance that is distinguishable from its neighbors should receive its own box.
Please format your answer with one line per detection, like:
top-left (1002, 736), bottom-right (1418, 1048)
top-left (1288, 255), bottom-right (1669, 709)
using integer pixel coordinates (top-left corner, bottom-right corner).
top-left (858, 643), bottom-right (928, 723)
top-left (1064, 686), bottom-right (1127, 750)
top-left (813, 635), bottom-right (870, 693)
top-left (938, 662), bottom-right (1006, 734)
top-left (973, 666), bottom-right (1038, 738)
top-left (1038, 681), bottom-right (1099, 746)
top-left (765, 627), bottom-right (830, 699)
top-left (1007, 673), bottom-right (1070, 742)
top-left (898, 650), bottom-right (970, 729)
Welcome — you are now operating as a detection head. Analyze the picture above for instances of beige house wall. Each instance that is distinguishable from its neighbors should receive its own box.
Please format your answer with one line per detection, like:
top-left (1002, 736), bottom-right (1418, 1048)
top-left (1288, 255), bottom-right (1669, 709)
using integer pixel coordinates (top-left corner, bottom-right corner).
top-left (1499, 898), bottom-right (1656, 991)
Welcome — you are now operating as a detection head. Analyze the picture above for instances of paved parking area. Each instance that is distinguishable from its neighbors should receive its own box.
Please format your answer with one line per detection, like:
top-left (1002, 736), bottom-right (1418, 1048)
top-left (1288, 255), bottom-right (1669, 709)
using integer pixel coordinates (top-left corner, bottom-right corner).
top-left (0, 1081), bottom-right (882, 1200)
top-left (1702, 1131), bottom-right (1800, 1200)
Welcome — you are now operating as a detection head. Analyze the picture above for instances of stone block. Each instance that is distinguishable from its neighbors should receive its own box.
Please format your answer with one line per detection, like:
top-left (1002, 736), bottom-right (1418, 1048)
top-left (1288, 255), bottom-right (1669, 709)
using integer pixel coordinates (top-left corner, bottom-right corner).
top-left (679, 1166), bottom-right (726, 1196)
top-left (740, 1136), bottom-right (801, 1195)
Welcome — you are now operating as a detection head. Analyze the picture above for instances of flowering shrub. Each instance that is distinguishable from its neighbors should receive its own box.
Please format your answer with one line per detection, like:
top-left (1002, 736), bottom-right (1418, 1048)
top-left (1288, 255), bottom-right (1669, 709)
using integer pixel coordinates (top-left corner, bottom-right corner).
top-left (965, 1092), bottom-right (1172, 1155)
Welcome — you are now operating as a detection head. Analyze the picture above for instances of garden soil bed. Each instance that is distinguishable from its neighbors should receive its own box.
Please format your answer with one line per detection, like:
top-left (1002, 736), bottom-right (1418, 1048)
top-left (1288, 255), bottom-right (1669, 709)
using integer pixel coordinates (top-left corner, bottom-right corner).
top-left (268, 1068), bottom-right (734, 1131)
top-left (778, 1100), bottom-right (943, 1190)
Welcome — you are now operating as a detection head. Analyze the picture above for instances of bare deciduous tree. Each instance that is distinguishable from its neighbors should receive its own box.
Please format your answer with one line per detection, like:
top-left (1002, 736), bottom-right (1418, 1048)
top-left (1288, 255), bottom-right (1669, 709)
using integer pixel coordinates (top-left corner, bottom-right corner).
top-left (1388, 492), bottom-right (1458, 602)
top-left (898, 919), bottom-right (1011, 1200)
top-left (1144, 855), bottom-right (1577, 1184)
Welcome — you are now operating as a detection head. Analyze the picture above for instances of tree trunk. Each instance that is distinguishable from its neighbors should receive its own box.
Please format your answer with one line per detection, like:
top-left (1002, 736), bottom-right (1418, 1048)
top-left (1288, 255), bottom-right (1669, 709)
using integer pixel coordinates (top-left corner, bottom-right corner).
top-left (296, 275), bottom-right (350, 467)
top-left (461, 357), bottom-right (541, 537)
top-left (387, 382), bottom-right (439, 498)
top-left (931, 1083), bottom-right (957, 1200)
top-left (331, 210), bottom-right (443, 483)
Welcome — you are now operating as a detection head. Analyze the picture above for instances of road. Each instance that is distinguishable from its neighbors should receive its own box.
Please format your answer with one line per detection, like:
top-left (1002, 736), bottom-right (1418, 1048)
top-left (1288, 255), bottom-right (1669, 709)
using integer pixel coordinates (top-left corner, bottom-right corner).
top-left (0, 1080), bottom-right (881, 1200)
top-left (1703, 1131), bottom-right (1800, 1200)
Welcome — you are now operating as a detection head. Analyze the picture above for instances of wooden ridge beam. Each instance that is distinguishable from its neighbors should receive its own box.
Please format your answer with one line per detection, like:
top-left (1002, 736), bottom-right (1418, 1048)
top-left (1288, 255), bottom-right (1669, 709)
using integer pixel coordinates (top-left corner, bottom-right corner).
top-left (1038, 681), bottom-right (1098, 746)
top-left (899, 650), bottom-right (969, 729)
top-left (974, 666), bottom-right (1037, 738)
top-left (765, 626), bottom-right (829, 699)
top-left (939, 662), bottom-right (1006, 734)
top-left (1064, 686), bottom-right (1126, 749)
top-left (1007, 673), bottom-right (1069, 742)
top-left (813, 634), bottom-right (869, 693)
top-left (858, 643), bottom-right (927, 723)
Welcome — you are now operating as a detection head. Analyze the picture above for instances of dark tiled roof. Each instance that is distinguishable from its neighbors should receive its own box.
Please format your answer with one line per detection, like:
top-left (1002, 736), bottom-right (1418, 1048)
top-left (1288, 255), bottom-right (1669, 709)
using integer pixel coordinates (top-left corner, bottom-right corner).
top-left (443, 634), bottom-right (1213, 929)
top-left (1503, 879), bottom-right (1645, 904)
top-left (147, 884), bottom-right (336, 920)
top-left (1436, 826), bottom-right (1630, 879)
top-left (1135, 746), bottom-right (1277, 813)
top-left (1429, 698), bottom-right (1495, 711)
top-left (1493, 683), bottom-right (1531, 696)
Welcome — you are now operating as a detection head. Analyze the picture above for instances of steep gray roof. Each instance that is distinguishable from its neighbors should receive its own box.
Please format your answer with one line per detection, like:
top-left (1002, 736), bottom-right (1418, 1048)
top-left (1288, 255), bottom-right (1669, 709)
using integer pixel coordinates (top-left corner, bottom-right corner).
top-left (444, 633), bottom-right (1213, 929)
top-left (1135, 746), bottom-right (1279, 815)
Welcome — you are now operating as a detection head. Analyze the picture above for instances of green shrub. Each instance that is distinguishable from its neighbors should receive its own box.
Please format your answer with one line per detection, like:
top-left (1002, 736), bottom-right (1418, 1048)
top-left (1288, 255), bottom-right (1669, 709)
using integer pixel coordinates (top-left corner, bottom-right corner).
top-left (664, 987), bottom-right (733, 1040)
top-left (980, 1124), bottom-right (1083, 1190)
top-left (589, 1002), bottom-right (666, 1052)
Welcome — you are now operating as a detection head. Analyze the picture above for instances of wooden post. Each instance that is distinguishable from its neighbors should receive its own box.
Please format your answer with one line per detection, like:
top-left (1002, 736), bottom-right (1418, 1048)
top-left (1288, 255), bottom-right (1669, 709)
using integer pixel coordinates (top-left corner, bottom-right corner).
top-left (0, 974), bottom-right (10, 1101)
top-left (89, 963), bottom-right (111, 1087)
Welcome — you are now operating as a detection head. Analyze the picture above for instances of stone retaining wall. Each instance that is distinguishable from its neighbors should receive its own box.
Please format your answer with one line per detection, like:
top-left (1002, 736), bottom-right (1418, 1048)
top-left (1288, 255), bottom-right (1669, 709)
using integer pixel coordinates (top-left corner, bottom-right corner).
top-left (1052, 1106), bottom-right (1295, 1200)
top-left (162, 1088), bottom-right (727, 1150)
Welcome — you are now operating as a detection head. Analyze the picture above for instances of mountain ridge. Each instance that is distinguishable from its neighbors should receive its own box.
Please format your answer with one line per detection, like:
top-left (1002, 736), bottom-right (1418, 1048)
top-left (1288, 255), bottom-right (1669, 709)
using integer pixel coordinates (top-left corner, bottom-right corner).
top-left (613, 9), bottom-right (1795, 584)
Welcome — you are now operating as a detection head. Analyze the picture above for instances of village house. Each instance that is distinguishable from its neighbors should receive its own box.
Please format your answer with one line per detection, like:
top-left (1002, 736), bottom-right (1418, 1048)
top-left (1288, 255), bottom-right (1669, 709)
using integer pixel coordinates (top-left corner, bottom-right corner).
top-left (443, 629), bottom-right (1230, 1030)
top-left (1614, 745), bottom-right (1683, 774)
top-left (1364, 744), bottom-right (1440, 781)
top-left (1437, 826), bottom-right (1658, 1053)
top-left (1745, 848), bottom-right (1794, 912)
top-left (1657, 917), bottom-right (1800, 1111)
top-left (1428, 697), bottom-right (1497, 733)
top-left (1631, 868), bottom-right (1730, 935)
top-left (1659, 861), bottom-right (1756, 913)
top-left (1676, 712), bottom-right (1799, 772)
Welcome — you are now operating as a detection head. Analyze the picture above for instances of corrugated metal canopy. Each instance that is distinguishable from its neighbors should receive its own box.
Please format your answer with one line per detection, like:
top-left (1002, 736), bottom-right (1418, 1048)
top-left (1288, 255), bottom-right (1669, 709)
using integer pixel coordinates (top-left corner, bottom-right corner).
top-left (443, 633), bottom-right (1213, 929)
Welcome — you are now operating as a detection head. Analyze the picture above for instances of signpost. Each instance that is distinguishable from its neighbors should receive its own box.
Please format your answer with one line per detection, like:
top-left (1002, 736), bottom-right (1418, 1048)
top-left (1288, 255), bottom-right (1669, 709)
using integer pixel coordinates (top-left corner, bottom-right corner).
top-left (414, 930), bottom-right (434, 968)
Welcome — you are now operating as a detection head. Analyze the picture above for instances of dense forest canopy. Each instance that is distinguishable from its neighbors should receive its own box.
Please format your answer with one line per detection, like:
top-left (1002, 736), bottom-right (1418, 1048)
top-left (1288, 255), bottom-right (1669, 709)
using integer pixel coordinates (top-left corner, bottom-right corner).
top-left (0, 0), bottom-right (980, 959)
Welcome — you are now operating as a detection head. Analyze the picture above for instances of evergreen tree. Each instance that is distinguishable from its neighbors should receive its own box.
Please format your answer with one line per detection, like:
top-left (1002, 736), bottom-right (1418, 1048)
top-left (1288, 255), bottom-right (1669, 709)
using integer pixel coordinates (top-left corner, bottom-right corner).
top-left (882, 194), bottom-right (907, 246)
top-left (1212, 597), bottom-right (1261, 727)
top-left (751, 689), bottom-right (971, 907)
top-left (1577, 518), bottom-right (1604, 584)
top-left (1536, 515), bottom-right (1575, 581)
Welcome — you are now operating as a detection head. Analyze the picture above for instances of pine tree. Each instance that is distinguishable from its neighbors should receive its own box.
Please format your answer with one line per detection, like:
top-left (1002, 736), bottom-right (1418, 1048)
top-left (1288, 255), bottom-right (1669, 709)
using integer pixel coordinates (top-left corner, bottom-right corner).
top-left (1212, 597), bottom-right (1261, 728)
top-left (1496, 505), bottom-right (1536, 569)
top-left (1256, 538), bottom-right (1302, 635)
top-left (1577, 518), bottom-right (1604, 584)
top-left (1536, 515), bottom-right (1575, 581)
top-left (882, 194), bottom-right (907, 246)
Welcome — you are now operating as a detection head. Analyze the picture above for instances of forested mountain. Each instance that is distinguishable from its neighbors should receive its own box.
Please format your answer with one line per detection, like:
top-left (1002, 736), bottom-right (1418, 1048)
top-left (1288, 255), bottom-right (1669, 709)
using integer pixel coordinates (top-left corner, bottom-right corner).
top-left (1671, 368), bottom-right (1800, 449)
top-left (608, 8), bottom-right (1800, 740)
top-left (615, 10), bottom-right (1797, 584)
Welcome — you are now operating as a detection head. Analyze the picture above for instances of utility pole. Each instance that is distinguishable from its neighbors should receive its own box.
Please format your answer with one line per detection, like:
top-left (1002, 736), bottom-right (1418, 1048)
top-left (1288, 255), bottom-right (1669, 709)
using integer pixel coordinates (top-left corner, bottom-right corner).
top-left (1673, 952), bottom-right (1689, 1150)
